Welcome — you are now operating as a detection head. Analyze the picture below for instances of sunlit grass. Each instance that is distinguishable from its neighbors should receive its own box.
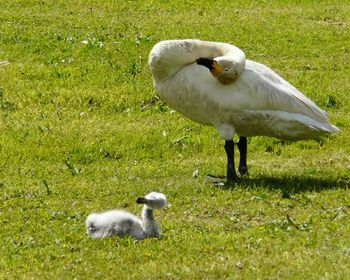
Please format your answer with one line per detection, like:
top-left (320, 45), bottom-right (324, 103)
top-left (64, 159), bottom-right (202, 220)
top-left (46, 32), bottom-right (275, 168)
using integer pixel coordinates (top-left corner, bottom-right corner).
top-left (0, 0), bottom-right (349, 279)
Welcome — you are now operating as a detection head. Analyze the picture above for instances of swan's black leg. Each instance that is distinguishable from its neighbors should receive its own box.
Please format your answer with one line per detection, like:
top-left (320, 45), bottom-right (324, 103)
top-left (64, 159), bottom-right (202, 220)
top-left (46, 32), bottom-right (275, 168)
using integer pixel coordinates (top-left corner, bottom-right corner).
top-left (237, 136), bottom-right (248, 176)
top-left (224, 140), bottom-right (240, 182)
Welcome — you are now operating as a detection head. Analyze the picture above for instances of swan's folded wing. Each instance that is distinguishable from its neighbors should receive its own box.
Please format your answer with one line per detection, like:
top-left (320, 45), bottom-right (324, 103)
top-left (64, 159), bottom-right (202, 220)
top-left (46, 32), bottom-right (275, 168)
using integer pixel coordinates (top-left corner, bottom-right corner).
top-left (242, 60), bottom-right (330, 123)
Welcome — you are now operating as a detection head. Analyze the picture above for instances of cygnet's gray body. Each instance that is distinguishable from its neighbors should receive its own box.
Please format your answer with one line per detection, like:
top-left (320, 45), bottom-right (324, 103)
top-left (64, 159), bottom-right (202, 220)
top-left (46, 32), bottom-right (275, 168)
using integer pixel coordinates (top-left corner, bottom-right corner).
top-left (86, 192), bottom-right (167, 240)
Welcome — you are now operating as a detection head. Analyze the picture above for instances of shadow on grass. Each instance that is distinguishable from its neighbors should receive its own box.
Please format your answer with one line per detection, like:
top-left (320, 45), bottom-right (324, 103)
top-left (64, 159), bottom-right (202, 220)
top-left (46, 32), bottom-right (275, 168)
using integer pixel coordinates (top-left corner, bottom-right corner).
top-left (218, 175), bottom-right (350, 194)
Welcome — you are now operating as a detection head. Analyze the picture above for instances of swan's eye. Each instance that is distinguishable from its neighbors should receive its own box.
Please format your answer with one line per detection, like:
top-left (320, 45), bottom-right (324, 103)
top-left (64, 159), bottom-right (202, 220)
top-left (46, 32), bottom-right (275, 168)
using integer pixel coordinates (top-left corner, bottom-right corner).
top-left (225, 68), bottom-right (229, 72)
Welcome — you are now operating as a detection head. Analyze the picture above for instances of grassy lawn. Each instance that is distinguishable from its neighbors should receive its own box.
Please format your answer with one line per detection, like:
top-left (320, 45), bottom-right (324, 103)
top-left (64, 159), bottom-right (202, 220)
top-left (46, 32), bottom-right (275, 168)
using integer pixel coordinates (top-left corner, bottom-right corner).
top-left (1, 0), bottom-right (349, 279)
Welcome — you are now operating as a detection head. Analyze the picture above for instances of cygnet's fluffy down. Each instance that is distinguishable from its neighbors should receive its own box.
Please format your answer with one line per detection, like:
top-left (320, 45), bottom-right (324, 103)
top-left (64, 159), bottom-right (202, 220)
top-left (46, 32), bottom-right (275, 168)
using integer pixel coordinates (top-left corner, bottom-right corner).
top-left (86, 192), bottom-right (167, 240)
top-left (86, 210), bottom-right (145, 239)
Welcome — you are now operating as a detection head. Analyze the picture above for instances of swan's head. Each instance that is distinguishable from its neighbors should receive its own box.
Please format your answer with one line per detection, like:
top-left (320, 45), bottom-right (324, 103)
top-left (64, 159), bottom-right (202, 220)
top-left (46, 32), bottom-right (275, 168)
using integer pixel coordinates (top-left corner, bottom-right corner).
top-left (196, 57), bottom-right (242, 85)
top-left (136, 192), bottom-right (167, 209)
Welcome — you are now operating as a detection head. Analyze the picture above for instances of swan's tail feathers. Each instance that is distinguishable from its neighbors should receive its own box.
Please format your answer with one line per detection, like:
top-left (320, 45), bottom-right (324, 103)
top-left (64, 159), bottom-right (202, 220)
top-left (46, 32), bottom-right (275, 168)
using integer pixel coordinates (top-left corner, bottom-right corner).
top-left (327, 124), bottom-right (340, 134)
top-left (291, 112), bottom-right (339, 134)
top-left (85, 214), bottom-right (116, 239)
top-left (86, 223), bottom-right (120, 239)
top-left (305, 121), bottom-right (340, 136)
top-left (312, 122), bottom-right (339, 134)
top-left (288, 114), bottom-right (340, 140)
top-left (86, 222), bottom-right (103, 239)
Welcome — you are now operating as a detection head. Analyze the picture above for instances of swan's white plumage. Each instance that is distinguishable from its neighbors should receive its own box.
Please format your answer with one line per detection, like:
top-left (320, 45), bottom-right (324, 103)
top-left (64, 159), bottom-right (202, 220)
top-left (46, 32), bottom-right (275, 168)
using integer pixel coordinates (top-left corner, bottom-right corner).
top-left (148, 39), bottom-right (339, 140)
top-left (86, 192), bottom-right (167, 240)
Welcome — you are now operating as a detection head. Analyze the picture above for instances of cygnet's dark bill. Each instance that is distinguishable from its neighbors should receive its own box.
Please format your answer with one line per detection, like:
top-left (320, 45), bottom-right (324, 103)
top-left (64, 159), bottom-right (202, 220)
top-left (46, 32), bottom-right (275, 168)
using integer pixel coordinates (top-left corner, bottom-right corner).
top-left (136, 197), bottom-right (147, 204)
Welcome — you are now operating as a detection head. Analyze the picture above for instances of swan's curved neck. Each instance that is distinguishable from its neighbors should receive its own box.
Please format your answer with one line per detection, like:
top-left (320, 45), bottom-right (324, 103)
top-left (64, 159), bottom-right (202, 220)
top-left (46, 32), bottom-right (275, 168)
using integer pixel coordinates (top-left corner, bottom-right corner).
top-left (141, 205), bottom-right (154, 221)
top-left (141, 205), bottom-right (160, 237)
top-left (148, 39), bottom-right (246, 82)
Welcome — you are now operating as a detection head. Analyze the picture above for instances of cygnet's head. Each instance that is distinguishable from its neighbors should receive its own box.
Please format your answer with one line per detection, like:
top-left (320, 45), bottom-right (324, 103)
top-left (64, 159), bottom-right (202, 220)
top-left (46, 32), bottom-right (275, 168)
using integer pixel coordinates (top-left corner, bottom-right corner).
top-left (136, 192), bottom-right (167, 209)
top-left (196, 57), bottom-right (242, 85)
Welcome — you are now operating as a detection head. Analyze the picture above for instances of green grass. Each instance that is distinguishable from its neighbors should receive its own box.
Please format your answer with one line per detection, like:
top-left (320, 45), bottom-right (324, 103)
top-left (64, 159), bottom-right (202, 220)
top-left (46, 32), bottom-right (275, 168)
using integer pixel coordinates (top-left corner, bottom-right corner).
top-left (1, 0), bottom-right (349, 279)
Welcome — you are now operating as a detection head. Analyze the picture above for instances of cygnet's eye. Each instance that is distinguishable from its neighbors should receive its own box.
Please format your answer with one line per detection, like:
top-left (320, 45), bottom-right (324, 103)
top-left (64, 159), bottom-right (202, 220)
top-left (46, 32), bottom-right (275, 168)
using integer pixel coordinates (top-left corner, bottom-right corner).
top-left (225, 68), bottom-right (229, 72)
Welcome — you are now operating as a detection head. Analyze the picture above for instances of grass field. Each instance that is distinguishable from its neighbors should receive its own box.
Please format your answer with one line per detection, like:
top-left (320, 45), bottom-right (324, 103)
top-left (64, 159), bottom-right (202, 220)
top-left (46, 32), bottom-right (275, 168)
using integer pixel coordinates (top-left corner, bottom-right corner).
top-left (1, 0), bottom-right (349, 279)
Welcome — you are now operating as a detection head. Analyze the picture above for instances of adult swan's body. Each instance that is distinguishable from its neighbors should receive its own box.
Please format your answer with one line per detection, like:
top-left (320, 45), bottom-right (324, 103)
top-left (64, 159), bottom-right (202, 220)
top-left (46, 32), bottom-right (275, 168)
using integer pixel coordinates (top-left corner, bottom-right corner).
top-left (148, 39), bottom-right (339, 182)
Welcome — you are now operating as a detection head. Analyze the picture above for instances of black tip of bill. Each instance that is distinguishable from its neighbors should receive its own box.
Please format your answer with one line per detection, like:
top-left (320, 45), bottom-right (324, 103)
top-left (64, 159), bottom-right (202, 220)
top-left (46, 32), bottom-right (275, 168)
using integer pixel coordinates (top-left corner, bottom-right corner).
top-left (196, 57), bottom-right (214, 69)
top-left (136, 197), bottom-right (147, 204)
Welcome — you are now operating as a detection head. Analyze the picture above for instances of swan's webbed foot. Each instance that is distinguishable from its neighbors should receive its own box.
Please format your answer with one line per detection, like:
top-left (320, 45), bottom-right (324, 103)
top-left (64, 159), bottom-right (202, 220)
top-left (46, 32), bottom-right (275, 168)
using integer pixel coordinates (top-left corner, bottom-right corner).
top-left (207, 174), bottom-right (231, 187)
top-left (238, 166), bottom-right (248, 177)
top-left (207, 175), bottom-right (240, 187)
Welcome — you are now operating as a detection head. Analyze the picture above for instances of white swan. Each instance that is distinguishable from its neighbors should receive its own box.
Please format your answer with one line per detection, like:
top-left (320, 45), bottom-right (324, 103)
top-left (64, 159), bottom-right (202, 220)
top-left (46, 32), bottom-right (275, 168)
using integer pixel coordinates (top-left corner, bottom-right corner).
top-left (85, 192), bottom-right (167, 240)
top-left (148, 39), bottom-right (339, 182)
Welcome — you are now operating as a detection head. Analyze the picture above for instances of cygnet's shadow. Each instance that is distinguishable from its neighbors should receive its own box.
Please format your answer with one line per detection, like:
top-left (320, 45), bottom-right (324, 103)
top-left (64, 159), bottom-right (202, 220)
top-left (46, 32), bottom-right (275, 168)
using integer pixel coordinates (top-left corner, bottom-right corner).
top-left (211, 175), bottom-right (350, 194)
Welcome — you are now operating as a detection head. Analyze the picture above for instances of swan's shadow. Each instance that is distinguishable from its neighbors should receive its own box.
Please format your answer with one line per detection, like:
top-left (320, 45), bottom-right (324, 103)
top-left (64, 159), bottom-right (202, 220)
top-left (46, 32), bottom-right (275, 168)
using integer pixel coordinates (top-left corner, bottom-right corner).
top-left (216, 175), bottom-right (350, 194)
